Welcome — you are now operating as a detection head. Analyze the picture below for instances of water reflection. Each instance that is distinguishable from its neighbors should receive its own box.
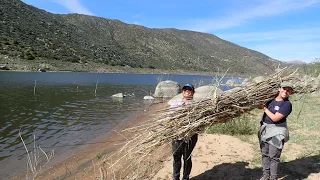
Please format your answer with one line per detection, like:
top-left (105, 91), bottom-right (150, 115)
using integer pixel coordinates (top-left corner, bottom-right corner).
top-left (0, 71), bottom-right (240, 178)
top-left (0, 82), bottom-right (154, 177)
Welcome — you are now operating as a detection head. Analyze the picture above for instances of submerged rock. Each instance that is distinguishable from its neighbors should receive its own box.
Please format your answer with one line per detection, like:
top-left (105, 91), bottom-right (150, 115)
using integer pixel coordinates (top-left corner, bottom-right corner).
top-left (38, 68), bottom-right (46, 72)
top-left (253, 76), bottom-right (264, 83)
top-left (111, 93), bottom-right (124, 98)
top-left (143, 96), bottom-right (154, 100)
top-left (225, 79), bottom-right (236, 86)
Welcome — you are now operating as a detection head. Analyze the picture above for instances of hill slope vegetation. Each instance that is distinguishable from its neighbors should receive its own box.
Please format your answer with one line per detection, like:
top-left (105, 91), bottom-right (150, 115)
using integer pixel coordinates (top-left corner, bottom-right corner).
top-left (0, 0), bottom-right (283, 74)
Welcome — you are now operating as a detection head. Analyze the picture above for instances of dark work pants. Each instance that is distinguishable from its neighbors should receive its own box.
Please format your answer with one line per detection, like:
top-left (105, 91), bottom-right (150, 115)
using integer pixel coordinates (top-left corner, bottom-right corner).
top-left (260, 141), bottom-right (283, 180)
top-left (172, 134), bottom-right (198, 180)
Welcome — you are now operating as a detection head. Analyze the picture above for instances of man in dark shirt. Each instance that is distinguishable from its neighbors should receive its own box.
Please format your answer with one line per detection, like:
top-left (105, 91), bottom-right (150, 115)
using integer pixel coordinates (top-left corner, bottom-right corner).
top-left (259, 81), bottom-right (293, 180)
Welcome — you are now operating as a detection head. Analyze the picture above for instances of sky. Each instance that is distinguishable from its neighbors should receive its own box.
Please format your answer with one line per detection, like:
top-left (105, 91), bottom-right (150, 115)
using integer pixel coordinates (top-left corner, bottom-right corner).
top-left (21, 0), bottom-right (320, 63)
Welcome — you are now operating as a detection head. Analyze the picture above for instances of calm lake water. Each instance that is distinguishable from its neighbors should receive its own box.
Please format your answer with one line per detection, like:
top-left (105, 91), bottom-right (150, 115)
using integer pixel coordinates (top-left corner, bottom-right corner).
top-left (0, 71), bottom-right (239, 178)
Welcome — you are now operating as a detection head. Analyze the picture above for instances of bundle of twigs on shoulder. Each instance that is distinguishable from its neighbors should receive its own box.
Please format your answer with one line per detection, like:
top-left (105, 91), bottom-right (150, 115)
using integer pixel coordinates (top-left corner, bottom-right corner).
top-left (103, 68), bottom-right (317, 179)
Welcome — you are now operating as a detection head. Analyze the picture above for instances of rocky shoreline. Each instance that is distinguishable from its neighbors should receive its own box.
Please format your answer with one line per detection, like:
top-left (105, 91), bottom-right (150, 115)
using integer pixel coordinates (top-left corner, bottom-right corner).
top-left (0, 55), bottom-right (251, 77)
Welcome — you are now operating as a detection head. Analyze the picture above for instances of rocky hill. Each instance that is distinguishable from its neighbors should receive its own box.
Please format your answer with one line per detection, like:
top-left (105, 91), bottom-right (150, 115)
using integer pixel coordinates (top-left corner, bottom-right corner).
top-left (0, 0), bottom-right (283, 75)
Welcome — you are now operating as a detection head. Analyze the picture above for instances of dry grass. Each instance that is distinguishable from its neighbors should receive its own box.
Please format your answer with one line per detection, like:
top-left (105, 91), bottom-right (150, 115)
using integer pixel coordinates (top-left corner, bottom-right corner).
top-left (19, 130), bottom-right (54, 180)
top-left (97, 68), bottom-right (318, 179)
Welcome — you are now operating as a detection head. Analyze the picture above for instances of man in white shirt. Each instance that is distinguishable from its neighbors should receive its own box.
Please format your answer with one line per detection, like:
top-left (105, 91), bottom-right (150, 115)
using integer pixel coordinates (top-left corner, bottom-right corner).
top-left (171, 84), bottom-right (198, 180)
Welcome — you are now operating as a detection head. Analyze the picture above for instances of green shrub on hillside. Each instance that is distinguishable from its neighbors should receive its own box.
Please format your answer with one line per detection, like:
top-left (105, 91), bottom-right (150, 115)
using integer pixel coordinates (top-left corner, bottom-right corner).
top-left (24, 49), bottom-right (35, 60)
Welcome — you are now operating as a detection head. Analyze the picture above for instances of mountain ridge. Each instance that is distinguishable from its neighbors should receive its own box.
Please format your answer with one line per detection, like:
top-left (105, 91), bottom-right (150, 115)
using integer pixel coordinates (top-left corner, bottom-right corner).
top-left (0, 0), bottom-right (284, 75)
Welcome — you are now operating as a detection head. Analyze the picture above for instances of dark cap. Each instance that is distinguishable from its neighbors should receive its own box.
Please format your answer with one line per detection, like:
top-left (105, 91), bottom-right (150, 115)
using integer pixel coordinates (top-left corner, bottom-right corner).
top-left (280, 81), bottom-right (294, 91)
top-left (182, 84), bottom-right (195, 91)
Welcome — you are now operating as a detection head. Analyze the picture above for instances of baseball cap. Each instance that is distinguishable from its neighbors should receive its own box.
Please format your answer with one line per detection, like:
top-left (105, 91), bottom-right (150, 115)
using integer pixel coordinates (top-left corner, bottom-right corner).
top-left (280, 81), bottom-right (294, 90)
top-left (182, 84), bottom-right (195, 91)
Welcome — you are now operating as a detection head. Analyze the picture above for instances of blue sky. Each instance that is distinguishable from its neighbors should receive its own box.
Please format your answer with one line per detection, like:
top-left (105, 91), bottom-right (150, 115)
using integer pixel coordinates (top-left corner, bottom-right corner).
top-left (22, 0), bottom-right (320, 63)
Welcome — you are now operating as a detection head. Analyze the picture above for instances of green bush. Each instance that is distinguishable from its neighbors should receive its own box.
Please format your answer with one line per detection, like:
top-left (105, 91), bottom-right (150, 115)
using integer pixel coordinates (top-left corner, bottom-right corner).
top-left (70, 59), bottom-right (79, 63)
top-left (25, 54), bottom-right (35, 60)
top-left (206, 115), bottom-right (258, 135)
top-left (24, 49), bottom-right (36, 60)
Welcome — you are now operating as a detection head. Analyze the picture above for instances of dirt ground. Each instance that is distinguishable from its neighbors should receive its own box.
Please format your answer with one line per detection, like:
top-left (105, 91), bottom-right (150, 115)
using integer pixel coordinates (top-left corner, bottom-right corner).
top-left (11, 101), bottom-right (320, 180)
top-left (153, 134), bottom-right (320, 180)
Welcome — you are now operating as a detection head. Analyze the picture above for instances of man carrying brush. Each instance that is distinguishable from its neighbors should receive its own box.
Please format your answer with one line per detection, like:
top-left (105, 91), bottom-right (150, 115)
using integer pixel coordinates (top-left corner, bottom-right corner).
top-left (258, 81), bottom-right (294, 180)
top-left (170, 84), bottom-right (198, 180)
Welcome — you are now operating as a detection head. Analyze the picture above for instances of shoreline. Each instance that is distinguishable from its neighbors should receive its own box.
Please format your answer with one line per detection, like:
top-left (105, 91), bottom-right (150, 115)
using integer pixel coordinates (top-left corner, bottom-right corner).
top-left (0, 69), bottom-right (248, 77)
top-left (0, 69), bottom-right (249, 82)
top-left (0, 56), bottom-right (250, 77)
top-left (11, 101), bottom-right (169, 180)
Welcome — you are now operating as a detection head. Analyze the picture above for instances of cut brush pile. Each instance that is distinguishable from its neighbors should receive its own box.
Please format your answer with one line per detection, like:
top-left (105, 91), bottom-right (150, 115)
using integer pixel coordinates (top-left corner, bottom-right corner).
top-left (99, 68), bottom-right (318, 179)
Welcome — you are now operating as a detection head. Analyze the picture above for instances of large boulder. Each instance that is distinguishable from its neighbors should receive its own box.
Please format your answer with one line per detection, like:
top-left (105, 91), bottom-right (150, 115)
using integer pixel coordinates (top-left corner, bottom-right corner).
top-left (154, 80), bottom-right (180, 98)
top-left (168, 85), bottom-right (223, 105)
top-left (225, 87), bottom-right (242, 94)
top-left (253, 76), bottom-right (264, 83)
top-left (194, 85), bottom-right (223, 101)
top-left (0, 63), bottom-right (9, 70)
top-left (241, 78), bottom-right (252, 85)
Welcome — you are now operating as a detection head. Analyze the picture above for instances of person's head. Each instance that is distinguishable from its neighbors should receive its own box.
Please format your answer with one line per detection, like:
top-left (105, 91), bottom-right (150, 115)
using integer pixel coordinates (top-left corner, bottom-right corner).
top-left (182, 84), bottom-right (195, 100)
top-left (278, 81), bottom-right (294, 99)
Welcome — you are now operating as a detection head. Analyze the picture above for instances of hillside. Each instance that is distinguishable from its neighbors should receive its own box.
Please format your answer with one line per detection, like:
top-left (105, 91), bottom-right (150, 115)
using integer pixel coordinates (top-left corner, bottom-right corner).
top-left (0, 0), bottom-right (283, 75)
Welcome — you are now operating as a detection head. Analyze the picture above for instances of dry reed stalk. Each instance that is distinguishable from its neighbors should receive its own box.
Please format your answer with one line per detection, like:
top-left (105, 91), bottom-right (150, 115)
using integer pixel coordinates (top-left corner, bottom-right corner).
top-left (102, 68), bottom-right (317, 179)
top-left (19, 130), bottom-right (55, 180)
top-left (33, 80), bottom-right (36, 95)
top-left (95, 72), bottom-right (99, 97)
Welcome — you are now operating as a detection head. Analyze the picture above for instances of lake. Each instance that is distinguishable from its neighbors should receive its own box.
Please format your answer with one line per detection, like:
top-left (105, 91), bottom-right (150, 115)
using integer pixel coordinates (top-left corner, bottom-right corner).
top-left (0, 71), bottom-right (240, 178)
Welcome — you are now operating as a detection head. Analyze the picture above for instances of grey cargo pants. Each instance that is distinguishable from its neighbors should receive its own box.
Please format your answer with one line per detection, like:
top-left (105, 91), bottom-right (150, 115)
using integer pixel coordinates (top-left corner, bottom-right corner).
top-left (260, 141), bottom-right (283, 180)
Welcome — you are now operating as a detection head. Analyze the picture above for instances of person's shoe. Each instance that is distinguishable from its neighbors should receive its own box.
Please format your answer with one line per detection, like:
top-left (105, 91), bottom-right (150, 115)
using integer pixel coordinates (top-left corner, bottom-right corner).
top-left (173, 176), bottom-right (180, 180)
top-left (182, 176), bottom-right (189, 180)
top-left (259, 173), bottom-right (270, 180)
top-left (269, 175), bottom-right (278, 180)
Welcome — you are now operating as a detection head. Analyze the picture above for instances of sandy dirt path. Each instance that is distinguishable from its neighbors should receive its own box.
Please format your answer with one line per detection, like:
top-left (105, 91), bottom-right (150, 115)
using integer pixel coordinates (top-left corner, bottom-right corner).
top-left (153, 134), bottom-right (320, 180)
top-left (153, 134), bottom-right (255, 180)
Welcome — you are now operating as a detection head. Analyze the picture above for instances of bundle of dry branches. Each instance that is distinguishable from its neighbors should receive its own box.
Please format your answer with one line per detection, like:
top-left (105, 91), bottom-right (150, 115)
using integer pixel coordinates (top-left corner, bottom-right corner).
top-left (101, 68), bottom-right (317, 179)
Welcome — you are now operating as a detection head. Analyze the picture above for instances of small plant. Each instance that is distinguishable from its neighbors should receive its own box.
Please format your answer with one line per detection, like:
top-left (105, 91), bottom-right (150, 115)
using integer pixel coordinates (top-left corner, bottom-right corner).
top-left (96, 153), bottom-right (103, 159)
top-left (19, 130), bottom-right (54, 180)
top-left (148, 65), bottom-right (155, 69)
top-left (24, 50), bottom-right (35, 60)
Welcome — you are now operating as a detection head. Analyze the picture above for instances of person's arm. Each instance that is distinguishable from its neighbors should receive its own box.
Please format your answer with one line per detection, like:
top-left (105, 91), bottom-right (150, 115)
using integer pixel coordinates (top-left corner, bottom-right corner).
top-left (262, 106), bottom-right (285, 122)
top-left (262, 102), bottom-right (292, 122)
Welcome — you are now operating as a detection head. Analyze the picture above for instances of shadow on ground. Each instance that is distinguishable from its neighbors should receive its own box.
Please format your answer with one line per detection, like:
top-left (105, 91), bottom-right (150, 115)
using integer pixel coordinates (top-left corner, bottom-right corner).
top-left (191, 155), bottom-right (320, 180)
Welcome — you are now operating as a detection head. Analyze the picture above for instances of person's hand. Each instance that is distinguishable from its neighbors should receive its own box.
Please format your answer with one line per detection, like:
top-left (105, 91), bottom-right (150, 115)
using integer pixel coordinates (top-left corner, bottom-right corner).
top-left (258, 104), bottom-right (267, 110)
